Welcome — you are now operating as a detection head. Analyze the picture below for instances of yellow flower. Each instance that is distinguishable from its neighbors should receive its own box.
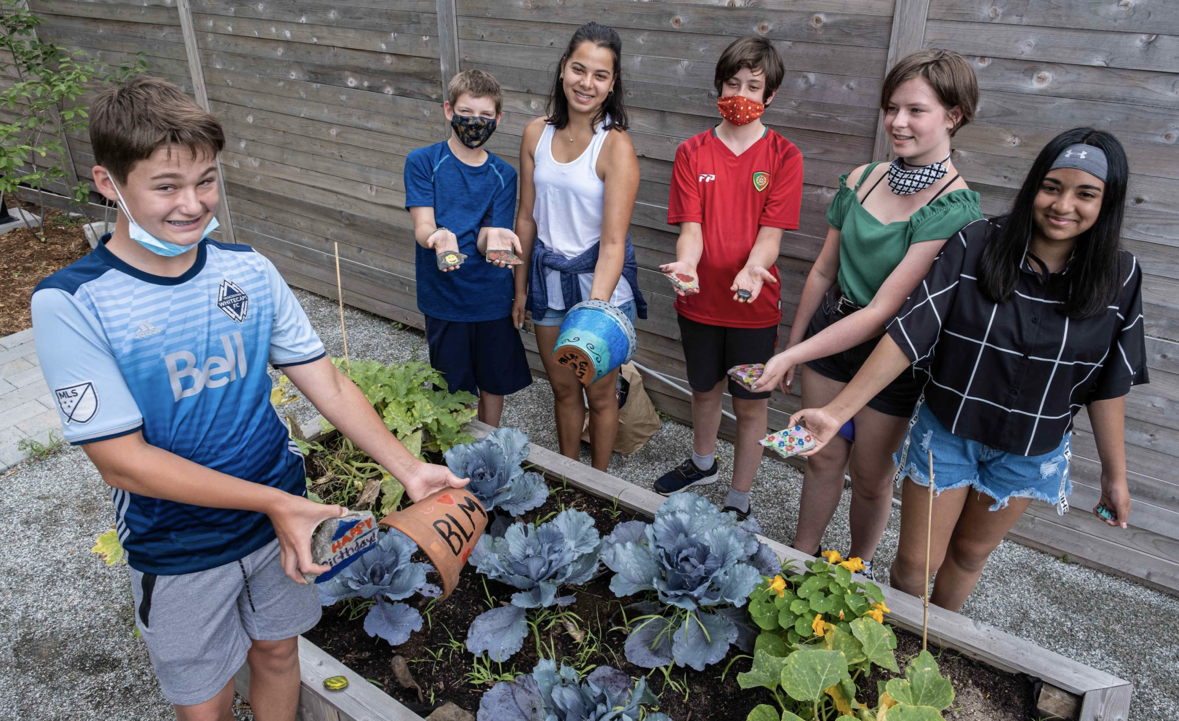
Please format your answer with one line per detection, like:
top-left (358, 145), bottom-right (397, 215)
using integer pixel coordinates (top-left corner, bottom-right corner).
top-left (839, 557), bottom-right (866, 573)
top-left (811, 614), bottom-right (826, 637)
top-left (867, 608), bottom-right (884, 624)
top-left (820, 550), bottom-right (843, 565)
top-left (872, 601), bottom-right (891, 615)
top-left (769, 575), bottom-right (787, 598)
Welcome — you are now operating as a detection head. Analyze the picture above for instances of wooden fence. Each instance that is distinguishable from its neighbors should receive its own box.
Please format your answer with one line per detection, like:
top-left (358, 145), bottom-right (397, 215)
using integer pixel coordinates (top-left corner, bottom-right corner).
top-left (10, 0), bottom-right (1179, 595)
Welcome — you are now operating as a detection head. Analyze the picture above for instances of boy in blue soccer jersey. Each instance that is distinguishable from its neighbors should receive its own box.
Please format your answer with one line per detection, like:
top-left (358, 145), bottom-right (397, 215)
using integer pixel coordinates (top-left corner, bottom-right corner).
top-left (405, 69), bottom-right (531, 427)
top-left (31, 76), bottom-right (468, 720)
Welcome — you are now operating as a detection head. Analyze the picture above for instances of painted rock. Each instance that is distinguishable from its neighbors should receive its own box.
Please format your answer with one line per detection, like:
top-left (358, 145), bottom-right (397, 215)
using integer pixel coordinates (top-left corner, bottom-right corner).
top-left (303, 510), bottom-right (378, 584)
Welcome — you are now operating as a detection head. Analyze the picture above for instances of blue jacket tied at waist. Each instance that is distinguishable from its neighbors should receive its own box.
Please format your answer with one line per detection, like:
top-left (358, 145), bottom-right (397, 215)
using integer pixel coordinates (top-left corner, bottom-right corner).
top-left (526, 237), bottom-right (648, 322)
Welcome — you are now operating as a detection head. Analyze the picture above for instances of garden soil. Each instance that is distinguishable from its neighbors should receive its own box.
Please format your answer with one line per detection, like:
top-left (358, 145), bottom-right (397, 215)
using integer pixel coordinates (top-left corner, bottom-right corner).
top-left (304, 482), bottom-right (1035, 721)
top-left (0, 200), bottom-right (92, 335)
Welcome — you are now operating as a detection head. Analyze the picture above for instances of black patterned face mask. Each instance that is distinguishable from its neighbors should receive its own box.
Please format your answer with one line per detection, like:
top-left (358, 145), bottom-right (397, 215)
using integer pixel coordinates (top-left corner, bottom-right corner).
top-left (887, 153), bottom-right (951, 195)
top-left (451, 114), bottom-right (497, 149)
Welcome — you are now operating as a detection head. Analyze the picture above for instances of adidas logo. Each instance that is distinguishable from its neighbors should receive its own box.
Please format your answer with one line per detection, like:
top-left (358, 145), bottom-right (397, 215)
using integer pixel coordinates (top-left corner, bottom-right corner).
top-left (134, 320), bottom-right (163, 339)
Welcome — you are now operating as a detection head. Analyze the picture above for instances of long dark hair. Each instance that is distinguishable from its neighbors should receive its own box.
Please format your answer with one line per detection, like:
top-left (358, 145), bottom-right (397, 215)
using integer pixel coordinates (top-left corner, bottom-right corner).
top-left (545, 22), bottom-right (629, 132)
top-left (978, 128), bottom-right (1129, 319)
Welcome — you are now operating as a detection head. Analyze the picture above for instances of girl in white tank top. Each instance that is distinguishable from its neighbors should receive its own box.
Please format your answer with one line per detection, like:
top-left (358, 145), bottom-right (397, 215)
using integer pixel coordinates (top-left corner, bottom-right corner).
top-left (514, 22), bottom-right (643, 473)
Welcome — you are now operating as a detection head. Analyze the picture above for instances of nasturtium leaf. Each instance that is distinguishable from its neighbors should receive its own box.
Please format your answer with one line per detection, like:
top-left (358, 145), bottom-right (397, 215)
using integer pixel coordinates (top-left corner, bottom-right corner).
top-left (787, 629), bottom-right (801, 645)
top-left (737, 648), bottom-right (789, 692)
top-left (834, 565), bottom-right (852, 587)
top-left (850, 617), bottom-right (899, 672)
top-left (754, 632), bottom-right (789, 658)
top-left (886, 651), bottom-right (954, 710)
top-left (790, 599), bottom-right (811, 615)
top-left (809, 591), bottom-right (833, 614)
top-left (826, 681), bottom-right (857, 715)
top-left (862, 583), bottom-right (886, 605)
top-left (797, 575), bottom-right (826, 599)
top-left (773, 589), bottom-right (798, 609)
top-left (794, 615), bottom-right (813, 637)
top-left (780, 649), bottom-right (847, 702)
top-left (749, 591), bottom-right (782, 630)
top-left (881, 706), bottom-right (945, 721)
top-left (825, 623), bottom-right (867, 666)
top-left (845, 592), bottom-right (870, 617)
top-left (746, 705), bottom-right (779, 721)
top-left (379, 475), bottom-right (405, 517)
top-left (778, 607), bottom-right (798, 629)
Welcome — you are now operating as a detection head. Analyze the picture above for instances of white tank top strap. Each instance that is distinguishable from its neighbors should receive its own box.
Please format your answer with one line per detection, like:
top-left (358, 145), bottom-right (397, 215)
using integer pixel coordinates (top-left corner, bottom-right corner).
top-left (589, 118), bottom-right (612, 171)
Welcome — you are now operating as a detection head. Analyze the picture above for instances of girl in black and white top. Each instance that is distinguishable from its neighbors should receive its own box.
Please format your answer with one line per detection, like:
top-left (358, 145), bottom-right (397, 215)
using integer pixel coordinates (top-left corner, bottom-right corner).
top-left (789, 128), bottom-right (1147, 611)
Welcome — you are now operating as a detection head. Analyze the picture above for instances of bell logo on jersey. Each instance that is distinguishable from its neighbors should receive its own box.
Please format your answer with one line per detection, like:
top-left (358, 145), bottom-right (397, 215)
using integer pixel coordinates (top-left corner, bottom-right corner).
top-left (164, 331), bottom-right (249, 402)
top-left (54, 381), bottom-right (99, 424)
top-left (217, 279), bottom-right (249, 323)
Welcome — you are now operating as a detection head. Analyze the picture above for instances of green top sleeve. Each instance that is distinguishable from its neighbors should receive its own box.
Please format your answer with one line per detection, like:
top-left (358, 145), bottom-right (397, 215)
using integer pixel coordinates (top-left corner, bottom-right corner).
top-left (825, 172), bottom-right (856, 230)
top-left (908, 189), bottom-right (984, 244)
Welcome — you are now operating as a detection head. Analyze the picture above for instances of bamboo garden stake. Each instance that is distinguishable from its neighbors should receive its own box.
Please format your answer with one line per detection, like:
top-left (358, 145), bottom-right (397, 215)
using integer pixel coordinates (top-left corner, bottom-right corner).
top-left (334, 241), bottom-right (351, 374)
top-left (924, 448), bottom-right (935, 651)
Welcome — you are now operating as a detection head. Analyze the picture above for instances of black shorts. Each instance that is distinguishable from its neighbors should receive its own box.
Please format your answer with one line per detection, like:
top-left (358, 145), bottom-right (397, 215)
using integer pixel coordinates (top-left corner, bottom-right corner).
top-left (804, 285), bottom-right (925, 417)
top-left (424, 315), bottom-right (532, 397)
top-left (678, 314), bottom-right (779, 400)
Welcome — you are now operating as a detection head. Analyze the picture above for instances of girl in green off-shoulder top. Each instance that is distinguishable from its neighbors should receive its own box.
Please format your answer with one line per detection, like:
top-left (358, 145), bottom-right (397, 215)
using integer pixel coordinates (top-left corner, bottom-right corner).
top-left (753, 50), bottom-right (984, 576)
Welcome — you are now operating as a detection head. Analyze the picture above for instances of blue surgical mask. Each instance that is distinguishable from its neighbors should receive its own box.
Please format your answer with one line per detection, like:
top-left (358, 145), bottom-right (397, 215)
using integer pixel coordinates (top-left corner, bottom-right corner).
top-left (111, 181), bottom-right (219, 257)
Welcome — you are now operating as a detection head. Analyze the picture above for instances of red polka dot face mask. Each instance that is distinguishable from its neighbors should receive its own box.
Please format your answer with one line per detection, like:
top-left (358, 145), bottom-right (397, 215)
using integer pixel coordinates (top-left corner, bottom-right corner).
top-left (717, 95), bottom-right (766, 126)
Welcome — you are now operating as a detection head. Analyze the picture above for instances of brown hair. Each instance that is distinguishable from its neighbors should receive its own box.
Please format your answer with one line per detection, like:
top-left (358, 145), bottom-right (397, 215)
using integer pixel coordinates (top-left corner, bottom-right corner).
top-left (713, 36), bottom-right (785, 103)
top-left (90, 76), bottom-right (224, 184)
top-left (448, 69), bottom-right (503, 114)
top-left (880, 49), bottom-right (978, 136)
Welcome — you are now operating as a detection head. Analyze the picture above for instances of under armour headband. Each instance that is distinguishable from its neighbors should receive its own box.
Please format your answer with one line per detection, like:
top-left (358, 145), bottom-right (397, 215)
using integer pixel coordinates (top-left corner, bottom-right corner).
top-left (1048, 143), bottom-right (1108, 183)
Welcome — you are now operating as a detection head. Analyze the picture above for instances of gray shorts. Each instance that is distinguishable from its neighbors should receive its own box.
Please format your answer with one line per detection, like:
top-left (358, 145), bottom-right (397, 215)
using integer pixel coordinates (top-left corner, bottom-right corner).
top-left (128, 538), bottom-right (321, 706)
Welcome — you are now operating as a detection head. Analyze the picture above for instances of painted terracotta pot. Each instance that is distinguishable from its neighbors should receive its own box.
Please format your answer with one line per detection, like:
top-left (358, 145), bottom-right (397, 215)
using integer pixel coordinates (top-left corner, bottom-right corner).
top-left (379, 488), bottom-right (487, 601)
top-left (552, 299), bottom-right (637, 386)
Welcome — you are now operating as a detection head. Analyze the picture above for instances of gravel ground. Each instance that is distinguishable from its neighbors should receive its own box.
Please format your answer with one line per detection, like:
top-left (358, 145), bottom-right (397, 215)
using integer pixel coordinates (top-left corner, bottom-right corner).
top-left (2, 287), bottom-right (1176, 719)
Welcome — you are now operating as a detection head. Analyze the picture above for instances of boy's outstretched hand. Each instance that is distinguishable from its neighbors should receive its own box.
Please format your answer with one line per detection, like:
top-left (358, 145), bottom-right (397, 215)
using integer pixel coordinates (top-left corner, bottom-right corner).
top-left (427, 228), bottom-right (461, 271)
top-left (785, 406), bottom-right (844, 457)
top-left (731, 265), bottom-right (777, 303)
top-left (403, 461), bottom-right (470, 502)
top-left (268, 494), bottom-right (347, 584)
top-left (658, 261), bottom-right (700, 296)
top-left (483, 227), bottom-right (523, 267)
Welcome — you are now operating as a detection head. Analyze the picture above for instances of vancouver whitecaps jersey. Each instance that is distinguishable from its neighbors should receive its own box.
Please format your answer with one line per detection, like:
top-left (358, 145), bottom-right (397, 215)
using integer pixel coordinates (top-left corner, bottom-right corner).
top-left (31, 237), bottom-right (326, 575)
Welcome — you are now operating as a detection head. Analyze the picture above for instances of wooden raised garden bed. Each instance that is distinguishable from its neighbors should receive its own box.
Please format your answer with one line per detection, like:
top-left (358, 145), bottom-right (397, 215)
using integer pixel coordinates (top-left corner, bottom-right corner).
top-left (234, 418), bottom-right (1132, 721)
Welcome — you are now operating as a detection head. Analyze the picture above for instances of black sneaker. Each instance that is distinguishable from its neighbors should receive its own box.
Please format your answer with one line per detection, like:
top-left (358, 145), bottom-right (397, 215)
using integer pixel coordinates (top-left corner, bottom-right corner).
top-left (653, 458), bottom-right (718, 495)
top-left (722, 504), bottom-right (752, 522)
top-left (860, 559), bottom-right (876, 582)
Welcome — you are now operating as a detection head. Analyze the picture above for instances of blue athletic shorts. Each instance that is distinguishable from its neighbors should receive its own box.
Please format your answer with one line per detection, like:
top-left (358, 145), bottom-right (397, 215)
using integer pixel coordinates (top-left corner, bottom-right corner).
top-left (893, 399), bottom-right (1073, 513)
top-left (529, 299), bottom-right (638, 328)
top-left (424, 314), bottom-right (532, 397)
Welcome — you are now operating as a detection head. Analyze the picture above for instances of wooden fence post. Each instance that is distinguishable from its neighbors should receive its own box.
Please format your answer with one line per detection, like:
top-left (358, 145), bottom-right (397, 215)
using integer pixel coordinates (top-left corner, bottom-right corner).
top-left (871, 0), bottom-right (932, 162)
top-left (436, 0), bottom-right (460, 92)
top-left (175, 0), bottom-right (236, 243)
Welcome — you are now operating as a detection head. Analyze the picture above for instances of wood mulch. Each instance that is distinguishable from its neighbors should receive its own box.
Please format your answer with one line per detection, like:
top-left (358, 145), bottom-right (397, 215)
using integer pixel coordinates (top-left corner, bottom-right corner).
top-left (305, 481), bottom-right (1036, 721)
top-left (0, 198), bottom-right (95, 335)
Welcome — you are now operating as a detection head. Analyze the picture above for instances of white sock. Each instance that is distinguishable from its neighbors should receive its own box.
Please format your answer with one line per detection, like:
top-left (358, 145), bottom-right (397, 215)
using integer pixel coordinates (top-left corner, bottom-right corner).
top-left (692, 450), bottom-right (715, 471)
top-left (725, 489), bottom-right (751, 513)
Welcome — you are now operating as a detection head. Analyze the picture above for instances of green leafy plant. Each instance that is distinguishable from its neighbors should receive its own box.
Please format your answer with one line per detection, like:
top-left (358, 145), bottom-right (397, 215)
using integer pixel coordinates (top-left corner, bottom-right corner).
top-left (328, 357), bottom-right (477, 454)
top-left (0, 0), bottom-right (146, 235)
top-left (738, 557), bottom-right (955, 720)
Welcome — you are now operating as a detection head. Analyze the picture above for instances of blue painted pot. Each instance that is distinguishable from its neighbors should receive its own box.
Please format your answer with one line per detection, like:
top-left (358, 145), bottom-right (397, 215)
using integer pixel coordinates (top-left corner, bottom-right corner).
top-left (553, 300), bottom-right (637, 386)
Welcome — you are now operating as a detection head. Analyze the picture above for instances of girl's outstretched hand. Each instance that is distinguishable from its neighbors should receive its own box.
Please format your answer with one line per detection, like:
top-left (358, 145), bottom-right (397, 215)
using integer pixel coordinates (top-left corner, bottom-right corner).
top-left (786, 406), bottom-right (844, 457)
top-left (752, 349), bottom-right (794, 394)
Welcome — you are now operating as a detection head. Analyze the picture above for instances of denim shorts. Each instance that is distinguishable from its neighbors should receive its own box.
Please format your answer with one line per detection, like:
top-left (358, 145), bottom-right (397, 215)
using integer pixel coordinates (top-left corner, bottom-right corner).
top-left (893, 399), bottom-right (1073, 514)
top-left (531, 299), bottom-right (638, 328)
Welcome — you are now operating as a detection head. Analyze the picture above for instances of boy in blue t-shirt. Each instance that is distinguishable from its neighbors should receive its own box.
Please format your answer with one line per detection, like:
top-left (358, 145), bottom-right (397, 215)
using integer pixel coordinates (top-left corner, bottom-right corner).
top-left (404, 69), bottom-right (531, 427)
top-left (31, 76), bottom-right (468, 718)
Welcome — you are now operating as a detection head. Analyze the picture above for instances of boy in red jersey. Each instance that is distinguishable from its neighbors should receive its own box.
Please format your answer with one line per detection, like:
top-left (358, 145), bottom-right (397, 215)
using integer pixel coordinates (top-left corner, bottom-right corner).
top-left (655, 36), bottom-right (803, 519)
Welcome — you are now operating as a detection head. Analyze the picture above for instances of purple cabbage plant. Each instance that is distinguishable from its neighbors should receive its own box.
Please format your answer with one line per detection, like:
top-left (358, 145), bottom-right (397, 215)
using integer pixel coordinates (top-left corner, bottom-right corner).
top-left (465, 509), bottom-right (601, 662)
top-left (318, 528), bottom-right (439, 647)
top-left (478, 658), bottom-right (672, 721)
top-left (444, 427), bottom-right (548, 516)
top-left (601, 493), bottom-right (780, 671)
